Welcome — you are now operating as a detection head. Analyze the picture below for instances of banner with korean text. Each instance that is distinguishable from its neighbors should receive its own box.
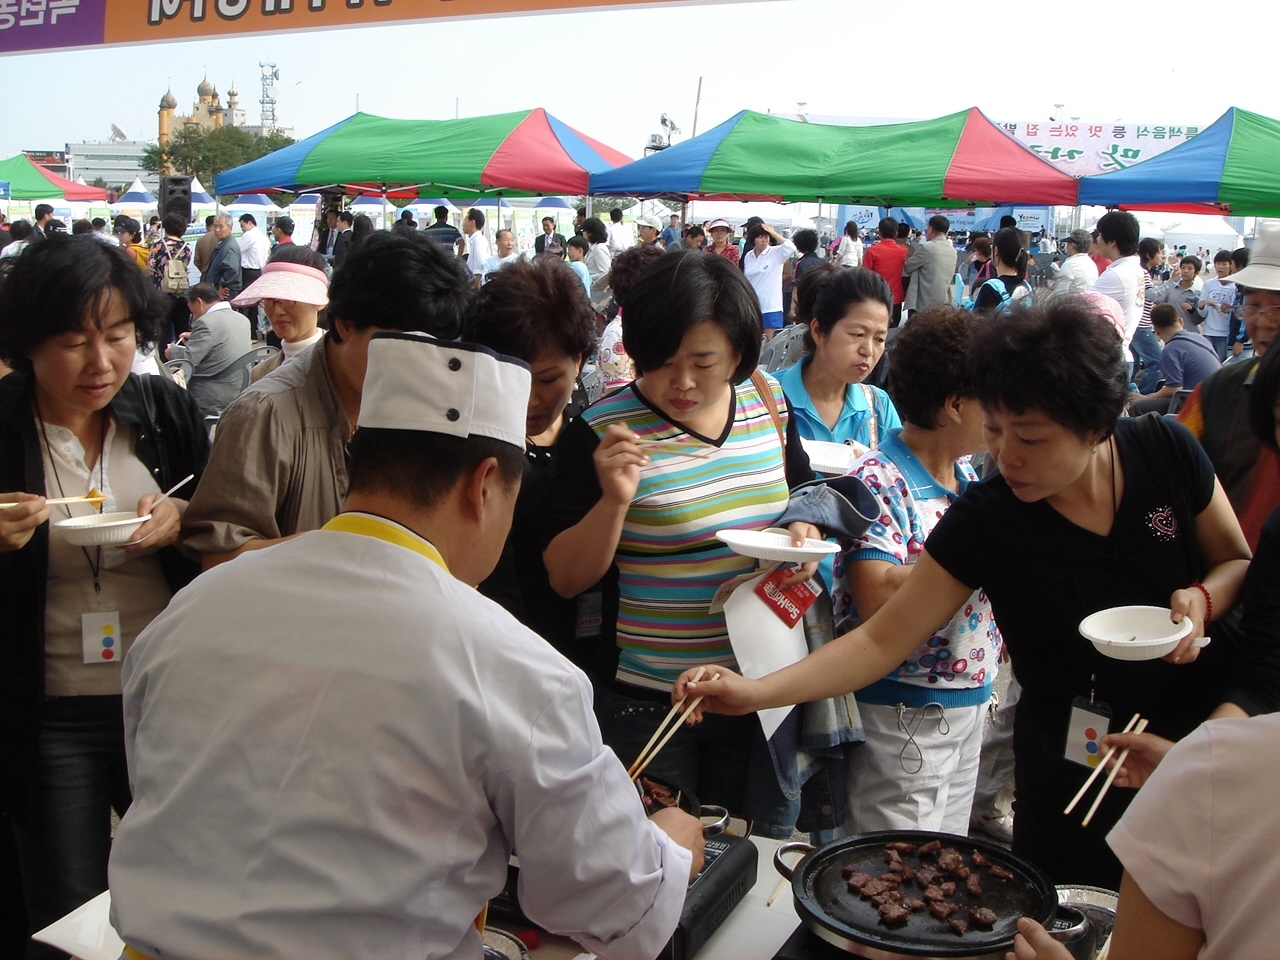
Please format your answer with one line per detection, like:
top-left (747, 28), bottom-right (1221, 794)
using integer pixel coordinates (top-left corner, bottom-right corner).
top-left (0, 0), bottom-right (710, 55)
top-left (1000, 120), bottom-right (1203, 178)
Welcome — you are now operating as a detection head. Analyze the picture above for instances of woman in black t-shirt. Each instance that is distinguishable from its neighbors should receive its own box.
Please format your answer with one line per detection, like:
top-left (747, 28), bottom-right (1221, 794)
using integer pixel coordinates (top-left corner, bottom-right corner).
top-left (469, 258), bottom-right (598, 662)
top-left (673, 297), bottom-right (1269, 888)
top-left (971, 227), bottom-right (1032, 312)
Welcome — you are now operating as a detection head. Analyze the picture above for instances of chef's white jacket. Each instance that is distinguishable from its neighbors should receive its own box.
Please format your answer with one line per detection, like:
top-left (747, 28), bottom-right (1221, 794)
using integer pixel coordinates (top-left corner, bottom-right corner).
top-left (109, 513), bottom-right (690, 960)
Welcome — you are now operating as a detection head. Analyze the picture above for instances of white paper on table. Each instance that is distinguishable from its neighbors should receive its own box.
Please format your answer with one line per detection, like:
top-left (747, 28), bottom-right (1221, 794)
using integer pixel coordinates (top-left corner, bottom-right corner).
top-left (723, 571), bottom-right (806, 739)
top-left (32, 889), bottom-right (125, 960)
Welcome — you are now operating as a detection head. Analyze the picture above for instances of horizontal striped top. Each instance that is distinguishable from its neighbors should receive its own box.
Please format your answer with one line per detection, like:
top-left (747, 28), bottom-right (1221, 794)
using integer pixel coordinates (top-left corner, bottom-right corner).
top-left (554, 377), bottom-right (795, 691)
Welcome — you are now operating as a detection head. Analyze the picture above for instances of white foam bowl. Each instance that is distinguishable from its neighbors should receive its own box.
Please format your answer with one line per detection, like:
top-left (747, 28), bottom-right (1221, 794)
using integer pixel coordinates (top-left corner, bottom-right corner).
top-left (54, 512), bottom-right (150, 547)
top-left (1078, 605), bottom-right (1195, 661)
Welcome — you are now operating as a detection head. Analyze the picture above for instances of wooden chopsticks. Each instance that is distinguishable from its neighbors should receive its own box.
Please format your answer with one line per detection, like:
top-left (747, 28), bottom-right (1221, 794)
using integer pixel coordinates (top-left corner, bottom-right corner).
top-left (1063, 713), bottom-right (1149, 827)
top-left (627, 667), bottom-right (720, 782)
top-left (0, 494), bottom-right (106, 508)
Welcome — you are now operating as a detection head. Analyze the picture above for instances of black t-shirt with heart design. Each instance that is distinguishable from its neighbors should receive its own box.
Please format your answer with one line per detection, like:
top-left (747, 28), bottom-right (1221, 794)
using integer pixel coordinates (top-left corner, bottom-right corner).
top-left (925, 415), bottom-right (1280, 885)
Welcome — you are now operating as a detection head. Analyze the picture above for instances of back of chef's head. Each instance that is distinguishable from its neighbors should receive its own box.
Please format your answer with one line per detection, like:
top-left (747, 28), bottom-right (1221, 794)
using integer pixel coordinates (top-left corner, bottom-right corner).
top-left (346, 333), bottom-right (531, 508)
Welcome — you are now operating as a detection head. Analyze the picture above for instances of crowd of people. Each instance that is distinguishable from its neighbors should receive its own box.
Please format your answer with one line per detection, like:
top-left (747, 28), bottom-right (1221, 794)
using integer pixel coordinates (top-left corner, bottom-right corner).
top-left (0, 198), bottom-right (1277, 960)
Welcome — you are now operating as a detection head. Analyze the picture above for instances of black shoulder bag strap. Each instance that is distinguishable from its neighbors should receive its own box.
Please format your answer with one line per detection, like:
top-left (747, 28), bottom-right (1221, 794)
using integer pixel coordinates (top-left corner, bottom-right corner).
top-left (137, 374), bottom-right (171, 491)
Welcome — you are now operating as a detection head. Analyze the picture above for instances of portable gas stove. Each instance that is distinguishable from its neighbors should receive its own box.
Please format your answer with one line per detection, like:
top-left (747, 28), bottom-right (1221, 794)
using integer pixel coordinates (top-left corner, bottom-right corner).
top-left (489, 832), bottom-right (757, 960)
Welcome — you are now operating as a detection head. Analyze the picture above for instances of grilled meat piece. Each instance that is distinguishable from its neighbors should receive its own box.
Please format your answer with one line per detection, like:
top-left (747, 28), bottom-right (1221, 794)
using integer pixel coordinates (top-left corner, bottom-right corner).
top-left (916, 840), bottom-right (942, 857)
top-left (937, 881), bottom-right (957, 897)
top-left (928, 899), bottom-right (958, 919)
top-left (883, 847), bottom-right (903, 865)
top-left (970, 849), bottom-right (990, 868)
top-left (845, 871), bottom-right (872, 891)
top-left (922, 885), bottom-right (948, 902)
top-left (948, 917), bottom-right (969, 936)
top-left (965, 873), bottom-right (983, 897)
top-left (937, 850), bottom-right (965, 873)
top-left (885, 842), bottom-right (917, 854)
top-left (904, 897), bottom-right (926, 912)
top-left (871, 890), bottom-right (905, 907)
top-left (915, 865), bottom-right (943, 888)
top-left (968, 906), bottom-right (998, 928)
top-left (988, 864), bottom-right (1015, 881)
top-left (879, 902), bottom-right (911, 925)
top-left (859, 878), bottom-right (897, 898)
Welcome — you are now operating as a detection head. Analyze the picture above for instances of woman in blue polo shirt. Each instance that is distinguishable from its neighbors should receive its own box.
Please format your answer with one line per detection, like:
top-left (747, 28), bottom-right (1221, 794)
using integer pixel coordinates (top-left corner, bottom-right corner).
top-left (831, 304), bottom-right (996, 836)
top-left (776, 267), bottom-right (901, 452)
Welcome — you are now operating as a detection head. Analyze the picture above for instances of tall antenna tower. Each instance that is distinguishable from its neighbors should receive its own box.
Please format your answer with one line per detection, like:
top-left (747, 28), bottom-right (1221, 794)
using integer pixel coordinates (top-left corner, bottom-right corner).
top-left (258, 62), bottom-right (280, 128)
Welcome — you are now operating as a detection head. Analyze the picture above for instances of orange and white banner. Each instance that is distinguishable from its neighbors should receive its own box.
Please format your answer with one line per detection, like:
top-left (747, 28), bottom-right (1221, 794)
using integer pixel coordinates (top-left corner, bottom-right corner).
top-left (1, 0), bottom-right (703, 55)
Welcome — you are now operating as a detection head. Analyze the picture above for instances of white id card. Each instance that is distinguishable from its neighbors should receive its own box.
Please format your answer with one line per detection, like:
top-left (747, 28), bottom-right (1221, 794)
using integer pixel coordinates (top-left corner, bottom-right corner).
top-left (81, 611), bottom-right (122, 664)
top-left (1064, 696), bottom-right (1112, 768)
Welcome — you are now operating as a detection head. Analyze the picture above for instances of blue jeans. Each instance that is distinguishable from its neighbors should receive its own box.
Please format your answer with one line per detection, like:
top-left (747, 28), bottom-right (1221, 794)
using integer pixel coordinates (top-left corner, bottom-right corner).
top-left (593, 685), bottom-right (753, 812)
top-left (10, 697), bottom-right (130, 960)
top-left (1206, 335), bottom-right (1230, 361)
top-left (1129, 326), bottom-right (1164, 394)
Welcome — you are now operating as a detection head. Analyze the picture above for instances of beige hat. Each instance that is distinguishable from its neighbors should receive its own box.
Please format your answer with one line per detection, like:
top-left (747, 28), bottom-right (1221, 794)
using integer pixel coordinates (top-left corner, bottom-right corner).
top-left (1226, 221), bottom-right (1280, 291)
top-left (358, 333), bottom-right (530, 449)
top-left (636, 215), bottom-right (663, 232)
top-left (232, 261), bottom-right (329, 307)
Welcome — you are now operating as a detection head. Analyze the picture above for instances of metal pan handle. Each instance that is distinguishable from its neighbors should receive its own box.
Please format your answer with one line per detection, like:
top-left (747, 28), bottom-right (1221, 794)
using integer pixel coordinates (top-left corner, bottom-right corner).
top-left (773, 841), bottom-right (815, 881)
top-left (699, 805), bottom-right (730, 837)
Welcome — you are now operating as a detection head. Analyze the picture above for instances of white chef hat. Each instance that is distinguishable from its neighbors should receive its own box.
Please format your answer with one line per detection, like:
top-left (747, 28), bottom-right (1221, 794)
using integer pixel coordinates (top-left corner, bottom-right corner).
top-left (358, 332), bottom-right (531, 449)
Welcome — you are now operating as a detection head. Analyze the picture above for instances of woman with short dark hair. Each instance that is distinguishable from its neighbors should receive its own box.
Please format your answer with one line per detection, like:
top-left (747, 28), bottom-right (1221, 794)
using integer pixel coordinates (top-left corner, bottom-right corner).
top-left (675, 296), bottom-right (1267, 888)
top-left (543, 250), bottom-right (817, 816)
top-left (0, 236), bottom-right (207, 946)
top-left (468, 258), bottom-right (598, 660)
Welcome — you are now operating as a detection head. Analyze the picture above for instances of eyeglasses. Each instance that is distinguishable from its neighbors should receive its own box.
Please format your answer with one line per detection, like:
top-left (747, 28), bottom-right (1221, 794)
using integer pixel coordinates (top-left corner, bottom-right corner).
top-left (1242, 303), bottom-right (1280, 321)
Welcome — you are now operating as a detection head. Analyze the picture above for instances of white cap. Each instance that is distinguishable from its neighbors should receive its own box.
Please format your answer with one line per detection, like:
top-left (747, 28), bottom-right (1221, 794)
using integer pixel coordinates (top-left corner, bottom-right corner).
top-left (358, 333), bottom-right (531, 449)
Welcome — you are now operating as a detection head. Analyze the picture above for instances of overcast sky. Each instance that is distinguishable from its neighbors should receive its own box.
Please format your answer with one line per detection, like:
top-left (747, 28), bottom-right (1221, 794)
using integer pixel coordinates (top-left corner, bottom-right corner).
top-left (1, 0), bottom-right (1275, 163)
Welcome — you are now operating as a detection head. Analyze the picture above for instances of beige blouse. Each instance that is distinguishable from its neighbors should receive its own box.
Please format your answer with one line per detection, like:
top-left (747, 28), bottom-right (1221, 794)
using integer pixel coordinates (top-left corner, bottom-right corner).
top-left (182, 336), bottom-right (350, 554)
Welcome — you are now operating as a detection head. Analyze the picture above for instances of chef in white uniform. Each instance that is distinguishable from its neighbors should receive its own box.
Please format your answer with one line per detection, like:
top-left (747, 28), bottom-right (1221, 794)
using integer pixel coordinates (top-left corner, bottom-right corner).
top-left (108, 332), bottom-right (703, 960)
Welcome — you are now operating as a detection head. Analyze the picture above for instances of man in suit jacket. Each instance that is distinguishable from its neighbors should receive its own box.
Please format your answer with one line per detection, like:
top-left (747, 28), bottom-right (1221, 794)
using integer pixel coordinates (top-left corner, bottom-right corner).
top-left (533, 217), bottom-right (566, 259)
top-left (167, 283), bottom-right (255, 416)
top-left (903, 214), bottom-right (959, 317)
top-left (201, 214), bottom-right (243, 301)
top-left (332, 212), bottom-right (354, 270)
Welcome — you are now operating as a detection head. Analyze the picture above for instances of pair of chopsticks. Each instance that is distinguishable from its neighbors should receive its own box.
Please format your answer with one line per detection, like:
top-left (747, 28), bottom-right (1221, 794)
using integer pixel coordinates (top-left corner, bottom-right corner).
top-left (627, 666), bottom-right (720, 782)
top-left (0, 493), bottom-right (106, 508)
top-left (1064, 713), bottom-right (1149, 827)
top-left (637, 439), bottom-right (712, 460)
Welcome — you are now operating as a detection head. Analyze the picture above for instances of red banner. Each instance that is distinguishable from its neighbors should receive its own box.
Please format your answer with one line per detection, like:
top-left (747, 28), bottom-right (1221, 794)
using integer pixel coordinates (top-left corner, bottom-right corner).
top-left (0, 0), bottom-right (706, 55)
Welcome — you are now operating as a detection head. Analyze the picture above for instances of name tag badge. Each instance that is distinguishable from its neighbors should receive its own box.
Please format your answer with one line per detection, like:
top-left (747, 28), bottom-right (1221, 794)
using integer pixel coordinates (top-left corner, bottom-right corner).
top-left (1064, 696), bottom-right (1113, 768)
top-left (575, 591), bottom-right (603, 640)
top-left (81, 611), bottom-right (123, 664)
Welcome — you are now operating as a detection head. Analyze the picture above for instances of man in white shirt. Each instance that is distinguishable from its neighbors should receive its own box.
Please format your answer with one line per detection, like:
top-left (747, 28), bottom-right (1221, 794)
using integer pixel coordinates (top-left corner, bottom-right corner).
top-left (1196, 250), bottom-right (1237, 360)
top-left (236, 214), bottom-right (271, 289)
top-left (1052, 228), bottom-right (1099, 295)
top-left (462, 208), bottom-right (491, 289)
top-left (481, 228), bottom-right (520, 282)
top-left (110, 332), bottom-right (702, 960)
top-left (607, 206), bottom-right (634, 257)
top-left (1091, 211), bottom-right (1146, 360)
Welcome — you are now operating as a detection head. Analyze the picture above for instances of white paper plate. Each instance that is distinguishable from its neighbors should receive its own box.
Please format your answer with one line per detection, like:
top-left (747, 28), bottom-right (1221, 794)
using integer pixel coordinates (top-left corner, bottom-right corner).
top-left (1078, 605), bottom-right (1196, 661)
top-left (716, 526), bottom-right (839, 562)
top-left (801, 438), bottom-right (869, 476)
top-left (54, 511), bottom-right (150, 546)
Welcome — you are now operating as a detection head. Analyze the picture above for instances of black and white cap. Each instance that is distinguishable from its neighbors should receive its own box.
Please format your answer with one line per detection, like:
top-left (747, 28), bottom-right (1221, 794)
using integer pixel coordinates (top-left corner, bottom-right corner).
top-left (358, 332), bottom-right (531, 449)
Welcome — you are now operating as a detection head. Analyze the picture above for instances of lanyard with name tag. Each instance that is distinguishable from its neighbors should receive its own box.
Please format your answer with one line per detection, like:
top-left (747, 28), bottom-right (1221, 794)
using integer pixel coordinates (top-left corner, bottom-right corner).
top-left (1064, 680), bottom-right (1112, 768)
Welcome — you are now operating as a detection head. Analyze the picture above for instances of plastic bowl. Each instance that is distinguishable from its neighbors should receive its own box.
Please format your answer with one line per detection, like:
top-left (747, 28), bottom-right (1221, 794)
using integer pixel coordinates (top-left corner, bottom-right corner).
top-left (54, 511), bottom-right (150, 547)
top-left (1078, 605), bottom-right (1193, 661)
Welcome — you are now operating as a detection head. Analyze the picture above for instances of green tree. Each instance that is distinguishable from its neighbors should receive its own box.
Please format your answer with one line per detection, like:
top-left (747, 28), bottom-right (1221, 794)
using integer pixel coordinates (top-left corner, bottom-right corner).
top-left (142, 126), bottom-right (296, 194)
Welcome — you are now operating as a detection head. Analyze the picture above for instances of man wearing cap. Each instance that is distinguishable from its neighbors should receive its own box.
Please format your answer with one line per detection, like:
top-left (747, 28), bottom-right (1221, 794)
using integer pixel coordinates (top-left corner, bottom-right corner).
top-left (110, 332), bottom-right (703, 960)
top-left (635, 215), bottom-right (664, 249)
top-left (1052, 228), bottom-right (1099, 295)
top-left (1180, 220), bottom-right (1280, 551)
top-left (163, 282), bottom-right (254, 416)
top-left (272, 216), bottom-right (296, 246)
top-left (706, 219), bottom-right (739, 265)
top-left (182, 232), bottom-right (472, 569)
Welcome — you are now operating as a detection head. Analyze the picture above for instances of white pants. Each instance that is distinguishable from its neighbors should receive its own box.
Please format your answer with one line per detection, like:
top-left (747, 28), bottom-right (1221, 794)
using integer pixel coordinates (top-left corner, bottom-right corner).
top-left (972, 671), bottom-right (1020, 818)
top-left (842, 698), bottom-right (986, 836)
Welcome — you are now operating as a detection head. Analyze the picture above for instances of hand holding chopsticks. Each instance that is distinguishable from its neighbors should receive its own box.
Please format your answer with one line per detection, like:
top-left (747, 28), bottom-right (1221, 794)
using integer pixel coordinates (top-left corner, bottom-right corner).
top-left (1064, 713), bottom-right (1150, 827)
top-left (628, 667), bottom-right (721, 782)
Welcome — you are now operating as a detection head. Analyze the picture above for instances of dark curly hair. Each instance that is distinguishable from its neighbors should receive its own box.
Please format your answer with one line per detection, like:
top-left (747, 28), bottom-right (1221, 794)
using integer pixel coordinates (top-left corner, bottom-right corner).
top-left (467, 257), bottom-right (596, 365)
top-left (888, 305), bottom-right (978, 429)
top-left (0, 235), bottom-right (163, 372)
top-left (609, 242), bottom-right (666, 312)
top-left (967, 296), bottom-right (1127, 440)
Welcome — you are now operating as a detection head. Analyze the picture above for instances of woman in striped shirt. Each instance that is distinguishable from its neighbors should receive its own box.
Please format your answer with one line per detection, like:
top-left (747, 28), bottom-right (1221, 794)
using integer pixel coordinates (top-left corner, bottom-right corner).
top-left (544, 251), bottom-right (817, 814)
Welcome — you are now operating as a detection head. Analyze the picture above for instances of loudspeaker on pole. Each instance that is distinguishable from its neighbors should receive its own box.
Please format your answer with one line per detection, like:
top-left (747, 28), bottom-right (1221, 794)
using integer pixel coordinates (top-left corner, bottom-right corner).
top-left (158, 175), bottom-right (192, 221)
